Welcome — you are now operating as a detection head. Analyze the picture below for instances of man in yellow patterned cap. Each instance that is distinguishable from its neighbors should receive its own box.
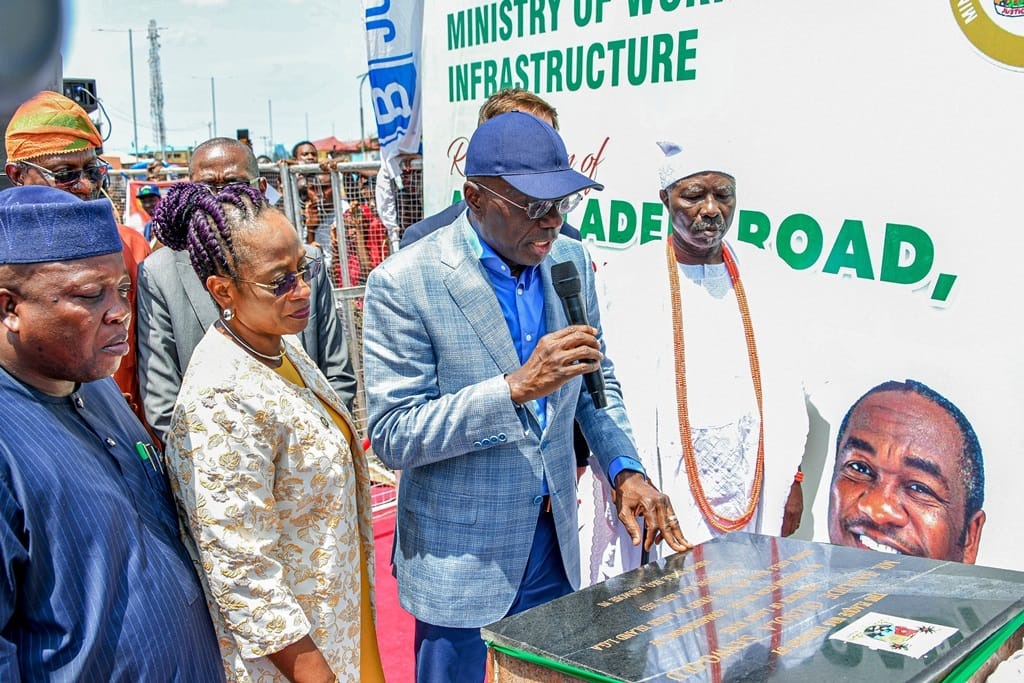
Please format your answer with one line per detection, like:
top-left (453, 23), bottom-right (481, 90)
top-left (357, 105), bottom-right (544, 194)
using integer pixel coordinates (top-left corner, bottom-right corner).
top-left (5, 90), bottom-right (151, 419)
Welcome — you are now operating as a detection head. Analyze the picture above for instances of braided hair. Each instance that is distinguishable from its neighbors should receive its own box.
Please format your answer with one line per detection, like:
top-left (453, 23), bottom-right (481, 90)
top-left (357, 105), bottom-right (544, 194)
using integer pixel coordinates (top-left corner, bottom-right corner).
top-left (151, 182), bottom-right (269, 285)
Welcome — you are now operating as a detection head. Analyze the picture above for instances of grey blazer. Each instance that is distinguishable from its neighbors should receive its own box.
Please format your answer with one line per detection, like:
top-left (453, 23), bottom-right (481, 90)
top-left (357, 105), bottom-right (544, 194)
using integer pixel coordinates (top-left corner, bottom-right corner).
top-left (136, 244), bottom-right (357, 442)
top-left (363, 213), bottom-right (640, 628)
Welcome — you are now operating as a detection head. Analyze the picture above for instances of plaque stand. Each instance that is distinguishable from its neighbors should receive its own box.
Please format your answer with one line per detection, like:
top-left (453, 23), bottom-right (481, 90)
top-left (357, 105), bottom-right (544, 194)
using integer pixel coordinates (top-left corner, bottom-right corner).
top-left (483, 534), bottom-right (1024, 683)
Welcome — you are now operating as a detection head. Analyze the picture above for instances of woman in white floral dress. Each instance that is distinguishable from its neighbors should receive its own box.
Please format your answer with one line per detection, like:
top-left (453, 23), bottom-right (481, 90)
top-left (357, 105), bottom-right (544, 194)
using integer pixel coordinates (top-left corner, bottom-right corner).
top-left (151, 183), bottom-right (384, 683)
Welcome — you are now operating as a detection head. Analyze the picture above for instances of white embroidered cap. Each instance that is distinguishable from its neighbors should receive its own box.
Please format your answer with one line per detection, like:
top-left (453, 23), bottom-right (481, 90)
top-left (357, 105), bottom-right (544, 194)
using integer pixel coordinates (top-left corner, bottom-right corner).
top-left (656, 140), bottom-right (734, 190)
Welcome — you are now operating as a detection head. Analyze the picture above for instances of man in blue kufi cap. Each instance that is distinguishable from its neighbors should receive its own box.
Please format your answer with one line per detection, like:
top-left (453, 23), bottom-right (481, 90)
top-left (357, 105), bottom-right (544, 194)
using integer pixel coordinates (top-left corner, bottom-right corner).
top-left (0, 186), bottom-right (223, 680)
top-left (362, 112), bottom-right (691, 681)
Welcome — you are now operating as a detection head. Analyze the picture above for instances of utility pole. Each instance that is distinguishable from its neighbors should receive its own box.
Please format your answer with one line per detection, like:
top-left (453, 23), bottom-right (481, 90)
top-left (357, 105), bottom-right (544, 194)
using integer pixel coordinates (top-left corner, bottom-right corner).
top-left (96, 27), bottom-right (143, 154)
top-left (358, 72), bottom-right (369, 156)
top-left (210, 77), bottom-right (218, 138)
top-left (267, 99), bottom-right (274, 151)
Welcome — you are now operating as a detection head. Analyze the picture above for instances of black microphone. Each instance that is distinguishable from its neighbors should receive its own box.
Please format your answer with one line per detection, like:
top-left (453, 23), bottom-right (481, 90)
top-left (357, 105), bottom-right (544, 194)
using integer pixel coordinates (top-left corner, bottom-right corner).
top-left (551, 261), bottom-right (607, 409)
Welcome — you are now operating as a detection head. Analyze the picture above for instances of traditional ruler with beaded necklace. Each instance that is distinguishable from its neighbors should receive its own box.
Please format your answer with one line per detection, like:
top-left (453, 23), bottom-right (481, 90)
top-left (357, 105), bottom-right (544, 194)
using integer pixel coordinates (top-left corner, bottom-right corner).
top-left (665, 240), bottom-right (765, 533)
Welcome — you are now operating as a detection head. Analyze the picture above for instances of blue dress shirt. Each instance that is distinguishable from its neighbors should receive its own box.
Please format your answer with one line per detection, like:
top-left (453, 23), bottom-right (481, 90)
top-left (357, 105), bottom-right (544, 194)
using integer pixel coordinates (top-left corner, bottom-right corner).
top-left (465, 222), bottom-right (548, 428)
top-left (464, 221), bottom-right (645, 489)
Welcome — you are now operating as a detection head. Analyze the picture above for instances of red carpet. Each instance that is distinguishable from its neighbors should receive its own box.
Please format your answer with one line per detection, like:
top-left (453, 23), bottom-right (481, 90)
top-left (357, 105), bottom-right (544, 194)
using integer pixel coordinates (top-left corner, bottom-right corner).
top-left (373, 506), bottom-right (415, 682)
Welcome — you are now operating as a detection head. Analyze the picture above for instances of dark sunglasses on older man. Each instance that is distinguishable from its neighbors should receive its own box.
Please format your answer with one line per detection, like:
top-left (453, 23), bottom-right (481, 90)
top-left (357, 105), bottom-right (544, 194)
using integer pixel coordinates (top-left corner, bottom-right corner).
top-left (235, 256), bottom-right (322, 297)
top-left (19, 159), bottom-right (110, 188)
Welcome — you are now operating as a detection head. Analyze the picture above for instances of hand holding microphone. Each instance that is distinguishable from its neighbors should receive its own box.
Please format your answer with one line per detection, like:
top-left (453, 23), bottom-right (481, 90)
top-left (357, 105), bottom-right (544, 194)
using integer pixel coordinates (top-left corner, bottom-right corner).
top-left (551, 261), bottom-right (608, 409)
top-left (503, 261), bottom-right (608, 409)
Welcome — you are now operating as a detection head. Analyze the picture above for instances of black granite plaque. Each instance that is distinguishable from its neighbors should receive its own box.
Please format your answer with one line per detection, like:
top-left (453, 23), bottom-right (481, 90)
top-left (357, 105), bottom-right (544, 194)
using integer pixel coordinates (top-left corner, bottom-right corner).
top-left (483, 533), bottom-right (1024, 682)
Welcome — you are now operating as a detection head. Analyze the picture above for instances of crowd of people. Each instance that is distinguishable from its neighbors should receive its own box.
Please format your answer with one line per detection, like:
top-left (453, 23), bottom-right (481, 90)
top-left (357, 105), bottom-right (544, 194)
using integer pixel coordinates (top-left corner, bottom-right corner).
top-left (0, 86), bottom-right (985, 683)
top-left (272, 140), bottom-right (390, 288)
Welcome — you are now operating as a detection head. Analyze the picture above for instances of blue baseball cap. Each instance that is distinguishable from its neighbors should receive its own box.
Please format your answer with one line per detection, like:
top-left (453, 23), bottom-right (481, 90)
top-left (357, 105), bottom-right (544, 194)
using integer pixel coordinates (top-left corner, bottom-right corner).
top-left (0, 185), bottom-right (122, 264)
top-left (136, 184), bottom-right (161, 198)
top-left (464, 111), bottom-right (603, 200)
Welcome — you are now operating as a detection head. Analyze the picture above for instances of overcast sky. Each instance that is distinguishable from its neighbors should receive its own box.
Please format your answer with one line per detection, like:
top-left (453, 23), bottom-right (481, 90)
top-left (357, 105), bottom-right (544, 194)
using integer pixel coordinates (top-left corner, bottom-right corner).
top-left (63, 0), bottom-right (371, 157)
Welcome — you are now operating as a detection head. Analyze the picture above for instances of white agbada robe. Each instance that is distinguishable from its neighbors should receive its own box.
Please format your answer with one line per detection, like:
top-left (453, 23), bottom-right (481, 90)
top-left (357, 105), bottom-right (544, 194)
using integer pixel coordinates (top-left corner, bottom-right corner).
top-left (667, 261), bottom-right (764, 532)
top-left (580, 241), bottom-right (808, 586)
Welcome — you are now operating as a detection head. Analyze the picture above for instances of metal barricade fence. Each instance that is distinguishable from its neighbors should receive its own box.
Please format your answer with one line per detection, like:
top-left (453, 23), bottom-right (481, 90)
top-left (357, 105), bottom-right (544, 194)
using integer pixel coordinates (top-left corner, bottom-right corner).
top-left (275, 160), bottom-right (421, 447)
top-left (104, 166), bottom-right (185, 219)
top-left (278, 160), bottom-right (425, 508)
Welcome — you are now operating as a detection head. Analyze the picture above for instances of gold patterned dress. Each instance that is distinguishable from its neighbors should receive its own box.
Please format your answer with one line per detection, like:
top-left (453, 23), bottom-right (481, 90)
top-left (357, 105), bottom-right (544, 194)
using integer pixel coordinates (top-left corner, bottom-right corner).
top-left (164, 328), bottom-right (381, 682)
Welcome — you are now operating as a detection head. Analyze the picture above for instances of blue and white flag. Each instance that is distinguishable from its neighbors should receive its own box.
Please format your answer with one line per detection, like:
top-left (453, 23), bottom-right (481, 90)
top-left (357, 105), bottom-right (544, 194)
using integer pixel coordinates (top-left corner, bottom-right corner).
top-left (362, 0), bottom-right (422, 182)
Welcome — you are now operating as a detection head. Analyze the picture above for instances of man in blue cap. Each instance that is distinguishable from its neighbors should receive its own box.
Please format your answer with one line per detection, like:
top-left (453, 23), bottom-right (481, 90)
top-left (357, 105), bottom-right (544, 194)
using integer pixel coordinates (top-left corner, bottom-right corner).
top-left (363, 111), bottom-right (691, 681)
top-left (0, 186), bottom-right (224, 680)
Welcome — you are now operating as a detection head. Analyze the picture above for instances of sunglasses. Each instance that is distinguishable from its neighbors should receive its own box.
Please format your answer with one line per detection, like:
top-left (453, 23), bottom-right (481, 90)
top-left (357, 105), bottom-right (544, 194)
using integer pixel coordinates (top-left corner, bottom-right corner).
top-left (235, 256), bottom-right (322, 297)
top-left (19, 159), bottom-right (110, 188)
top-left (473, 182), bottom-right (583, 220)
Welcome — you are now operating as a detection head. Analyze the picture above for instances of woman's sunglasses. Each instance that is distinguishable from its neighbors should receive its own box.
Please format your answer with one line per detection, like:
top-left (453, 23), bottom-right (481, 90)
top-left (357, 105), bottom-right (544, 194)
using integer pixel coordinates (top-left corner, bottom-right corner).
top-left (235, 256), bottom-right (322, 297)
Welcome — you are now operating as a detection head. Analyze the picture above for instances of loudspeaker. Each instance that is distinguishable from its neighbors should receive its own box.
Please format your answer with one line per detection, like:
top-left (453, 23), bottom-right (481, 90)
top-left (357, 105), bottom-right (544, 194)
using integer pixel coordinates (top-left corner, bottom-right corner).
top-left (63, 78), bottom-right (98, 113)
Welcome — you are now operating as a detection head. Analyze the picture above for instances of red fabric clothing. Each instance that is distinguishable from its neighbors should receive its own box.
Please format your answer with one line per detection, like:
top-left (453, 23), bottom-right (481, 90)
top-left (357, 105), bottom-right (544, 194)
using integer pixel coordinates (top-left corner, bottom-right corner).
top-left (364, 210), bottom-right (388, 269)
top-left (114, 224), bottom-right (151, 422)
top-left (344, 204), bottom-right (388, 276)
top-left (332, 249), bottom-right (364, 290)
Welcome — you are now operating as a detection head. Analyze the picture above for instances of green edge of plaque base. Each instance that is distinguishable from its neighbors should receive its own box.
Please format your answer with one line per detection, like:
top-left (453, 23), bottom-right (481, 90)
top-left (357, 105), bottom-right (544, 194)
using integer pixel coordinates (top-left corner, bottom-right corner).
top-left (489, 608), bottom-right (1024, 683)
top-left (943, 609), bottom-right (1024, 683)
top-left (487, 642), bottom-right (623, 683)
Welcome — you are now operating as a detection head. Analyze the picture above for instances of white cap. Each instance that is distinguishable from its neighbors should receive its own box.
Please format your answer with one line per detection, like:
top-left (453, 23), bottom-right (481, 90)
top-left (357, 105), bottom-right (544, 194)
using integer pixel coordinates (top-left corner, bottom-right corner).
top-left (656, 140), bottom-right (734, 190)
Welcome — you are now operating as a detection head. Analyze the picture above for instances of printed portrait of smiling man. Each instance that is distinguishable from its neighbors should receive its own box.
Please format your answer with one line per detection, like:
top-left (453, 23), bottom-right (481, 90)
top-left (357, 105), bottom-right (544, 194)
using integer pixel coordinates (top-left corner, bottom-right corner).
top-left (827, 379), bottom-right (985, 564)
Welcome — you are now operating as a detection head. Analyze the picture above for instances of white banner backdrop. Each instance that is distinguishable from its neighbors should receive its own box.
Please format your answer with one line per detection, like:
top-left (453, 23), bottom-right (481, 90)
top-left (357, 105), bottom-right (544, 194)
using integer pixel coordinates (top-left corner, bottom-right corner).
top-left (420, 0), bottom-right (1024, 572)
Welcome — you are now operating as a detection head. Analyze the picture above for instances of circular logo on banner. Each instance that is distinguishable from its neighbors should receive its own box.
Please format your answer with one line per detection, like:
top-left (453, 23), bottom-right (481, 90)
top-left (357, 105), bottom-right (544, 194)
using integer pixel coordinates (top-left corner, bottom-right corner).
top-left (951, 0), bottom-right (1024, 70)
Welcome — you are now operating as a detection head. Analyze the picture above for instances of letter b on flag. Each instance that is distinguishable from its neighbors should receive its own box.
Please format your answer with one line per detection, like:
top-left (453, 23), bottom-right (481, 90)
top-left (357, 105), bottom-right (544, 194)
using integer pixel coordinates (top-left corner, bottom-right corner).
top-left (370, 60), bottom-right (417, 146)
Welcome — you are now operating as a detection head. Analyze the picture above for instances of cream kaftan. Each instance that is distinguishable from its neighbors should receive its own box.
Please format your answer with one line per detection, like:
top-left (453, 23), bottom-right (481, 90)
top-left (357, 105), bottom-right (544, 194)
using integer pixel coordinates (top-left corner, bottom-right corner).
top-left (165, 329), bottom-right (375, 682)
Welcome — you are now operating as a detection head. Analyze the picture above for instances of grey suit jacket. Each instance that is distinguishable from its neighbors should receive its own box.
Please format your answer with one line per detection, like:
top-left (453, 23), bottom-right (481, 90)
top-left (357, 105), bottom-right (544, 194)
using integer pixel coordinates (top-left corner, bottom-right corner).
top-left (363, 213), bottom-right (640, 628)
top-left (136, 245), bottom-right (357, 441)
